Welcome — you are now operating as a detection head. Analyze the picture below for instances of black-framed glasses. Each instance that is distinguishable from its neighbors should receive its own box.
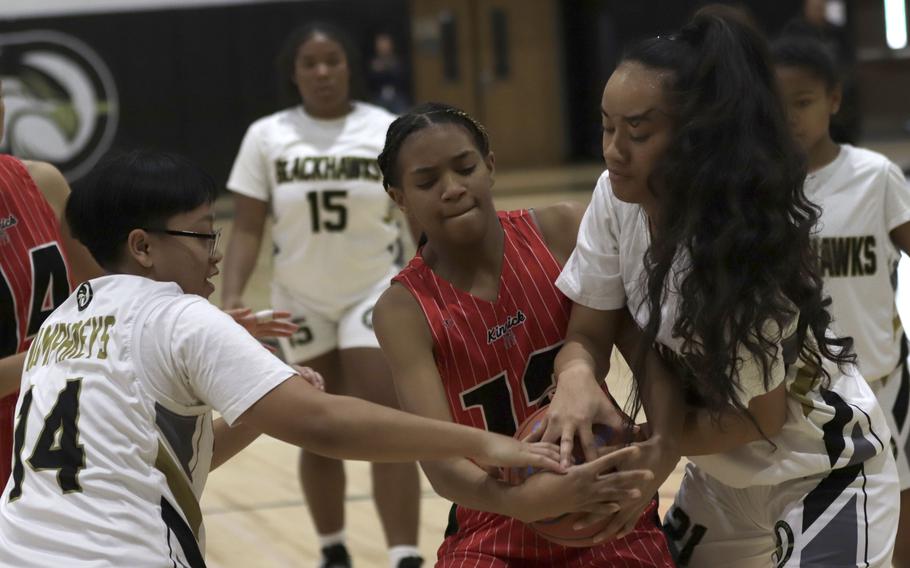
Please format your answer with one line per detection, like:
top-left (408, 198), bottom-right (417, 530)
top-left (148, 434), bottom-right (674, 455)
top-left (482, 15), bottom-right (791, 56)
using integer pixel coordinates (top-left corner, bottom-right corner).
top-left (144, 227), bottom-right (222, 257)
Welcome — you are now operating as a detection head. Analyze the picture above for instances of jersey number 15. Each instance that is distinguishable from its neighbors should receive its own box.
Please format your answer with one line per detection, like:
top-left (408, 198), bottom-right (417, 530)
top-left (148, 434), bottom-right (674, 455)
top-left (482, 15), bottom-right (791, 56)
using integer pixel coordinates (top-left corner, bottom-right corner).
top-left (307, 190), bottom-right (347, 233)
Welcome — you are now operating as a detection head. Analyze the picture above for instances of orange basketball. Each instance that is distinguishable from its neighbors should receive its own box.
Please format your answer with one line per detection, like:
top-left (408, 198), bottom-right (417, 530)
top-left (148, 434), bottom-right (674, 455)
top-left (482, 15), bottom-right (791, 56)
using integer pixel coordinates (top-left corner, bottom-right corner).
top-left (502, 405), bottom-right (618, 547)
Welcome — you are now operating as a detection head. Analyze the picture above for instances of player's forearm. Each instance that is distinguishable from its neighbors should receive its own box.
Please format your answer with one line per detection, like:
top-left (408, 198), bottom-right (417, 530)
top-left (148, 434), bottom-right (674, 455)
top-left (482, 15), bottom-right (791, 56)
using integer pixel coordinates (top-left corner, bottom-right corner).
top-left (301, 394), bottom-right (497, 462)
top-left (0, 352), bottom-right (26, 398)
top-left (633, 352), bottom-right (683, 467)
top-left (554, 337), bottom-right (608, 387)
top-left (247, 380), bottom-right (499, 463)
top-left (555, 305), bottom-right (622, 386)
top-left (421, 459), bottom-right (518, 517)
top-left (614, 319), bottom-right (683, 450)
top-left (221, 230), bottom-right (261, 307)
top-left (421, 460), bottom-right (561, 524)
top-left (211, 417), bottom-right (262, 470)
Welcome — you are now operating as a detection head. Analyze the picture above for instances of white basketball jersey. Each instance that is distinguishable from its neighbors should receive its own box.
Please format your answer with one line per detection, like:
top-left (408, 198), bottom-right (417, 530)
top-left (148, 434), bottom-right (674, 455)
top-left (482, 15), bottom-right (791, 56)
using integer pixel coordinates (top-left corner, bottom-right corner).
top-left (228, 102), bottom-right (399, 315)
top-left (0, 275), bottom-right (294, 566)
top-left (557, 173), bottom-right (891, 487)
top-left (805, 145), bottom-right (910, 381)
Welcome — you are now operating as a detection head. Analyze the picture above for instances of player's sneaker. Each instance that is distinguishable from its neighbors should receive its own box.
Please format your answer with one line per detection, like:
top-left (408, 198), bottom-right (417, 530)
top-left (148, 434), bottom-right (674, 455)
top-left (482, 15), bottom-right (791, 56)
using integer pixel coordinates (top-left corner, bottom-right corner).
top-left (318, 543), bottom-right (351, 568)
top-left (396, 557), bottom-right (424, 568)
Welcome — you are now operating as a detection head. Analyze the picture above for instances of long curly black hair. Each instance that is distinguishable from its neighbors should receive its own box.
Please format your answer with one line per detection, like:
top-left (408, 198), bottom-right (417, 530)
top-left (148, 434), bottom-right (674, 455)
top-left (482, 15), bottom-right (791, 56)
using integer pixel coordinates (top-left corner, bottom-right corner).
top-left (624, 6), bottom-right (853, 423)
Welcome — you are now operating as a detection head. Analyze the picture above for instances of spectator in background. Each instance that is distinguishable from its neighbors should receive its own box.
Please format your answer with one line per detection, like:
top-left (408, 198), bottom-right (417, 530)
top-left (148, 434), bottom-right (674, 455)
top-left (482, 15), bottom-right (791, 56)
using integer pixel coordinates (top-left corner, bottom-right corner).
top-left (368, 33), bottom-right (410, 115)
top-left (784, 0), bottom-right (861, 143)
top-left (774, 32), bottom-right (910, 567)
top-left (221, 22), bottom-right (423, 568)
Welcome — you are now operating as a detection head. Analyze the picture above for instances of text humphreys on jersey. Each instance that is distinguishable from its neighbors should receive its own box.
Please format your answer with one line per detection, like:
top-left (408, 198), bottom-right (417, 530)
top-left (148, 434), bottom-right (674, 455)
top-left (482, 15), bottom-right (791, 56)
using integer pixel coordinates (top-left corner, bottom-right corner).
top-left (487, 309), bottom-right (527, 345)
top-left (274, 156), bottom-right (381, 184)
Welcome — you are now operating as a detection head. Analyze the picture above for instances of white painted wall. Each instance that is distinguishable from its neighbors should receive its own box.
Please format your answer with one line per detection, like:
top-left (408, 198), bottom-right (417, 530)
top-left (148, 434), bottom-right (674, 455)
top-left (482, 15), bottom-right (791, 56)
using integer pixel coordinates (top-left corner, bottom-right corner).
top-left (2, 0), bottom-right (313, 19)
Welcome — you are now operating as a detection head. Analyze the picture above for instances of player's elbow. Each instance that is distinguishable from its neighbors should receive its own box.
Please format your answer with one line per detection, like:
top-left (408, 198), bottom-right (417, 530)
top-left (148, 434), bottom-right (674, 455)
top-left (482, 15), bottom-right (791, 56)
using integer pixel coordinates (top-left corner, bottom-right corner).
top-left (754, 409), bottom-right (785, 440)
top-left (420, 461), bottom-right (455, 501)
top-left (420, 462), bottom-right (460, 502)
top-left (280, 394), bottom-right (341, 454)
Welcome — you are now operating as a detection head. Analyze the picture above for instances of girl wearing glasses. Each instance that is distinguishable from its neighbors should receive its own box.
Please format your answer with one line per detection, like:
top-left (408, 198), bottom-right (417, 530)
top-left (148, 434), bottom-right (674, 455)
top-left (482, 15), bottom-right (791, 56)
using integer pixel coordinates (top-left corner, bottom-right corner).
top-left (0, 150), bottom-right (561, 567)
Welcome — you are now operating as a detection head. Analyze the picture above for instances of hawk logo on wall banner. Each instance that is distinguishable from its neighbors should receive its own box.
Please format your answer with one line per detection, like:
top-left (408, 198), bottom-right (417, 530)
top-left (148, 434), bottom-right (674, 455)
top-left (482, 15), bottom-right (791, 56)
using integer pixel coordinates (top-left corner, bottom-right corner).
top-left (0, 30), bottom-right (119, 181)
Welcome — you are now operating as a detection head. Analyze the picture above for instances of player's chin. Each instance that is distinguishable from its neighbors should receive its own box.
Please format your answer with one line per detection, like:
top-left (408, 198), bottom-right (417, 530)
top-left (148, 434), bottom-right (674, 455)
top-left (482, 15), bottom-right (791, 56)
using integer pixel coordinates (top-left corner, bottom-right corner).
top-left (194, 278), bottom-right (215, 298)
top-left (445, 208), bottom-right (485, 237)
top-left (203, 278), bottom-right (216, 298)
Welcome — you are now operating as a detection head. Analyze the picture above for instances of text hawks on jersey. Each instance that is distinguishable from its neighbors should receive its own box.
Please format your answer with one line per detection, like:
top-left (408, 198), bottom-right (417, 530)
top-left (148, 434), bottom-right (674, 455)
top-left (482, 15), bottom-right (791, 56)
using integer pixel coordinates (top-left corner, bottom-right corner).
top-left (812, 235), bottom-right (879, 278)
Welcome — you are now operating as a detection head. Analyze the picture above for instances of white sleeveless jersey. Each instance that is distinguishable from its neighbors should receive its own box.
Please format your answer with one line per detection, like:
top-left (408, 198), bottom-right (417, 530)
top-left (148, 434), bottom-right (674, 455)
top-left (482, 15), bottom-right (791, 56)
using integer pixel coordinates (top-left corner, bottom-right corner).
top-left (0, 275), bottom-right (294, 566)
top-left (805, 145), bottom-right (910, 381)
top-left (557, 173), bottom-right (891, 487)
top-left (227, 102), bottom-right (399, 315)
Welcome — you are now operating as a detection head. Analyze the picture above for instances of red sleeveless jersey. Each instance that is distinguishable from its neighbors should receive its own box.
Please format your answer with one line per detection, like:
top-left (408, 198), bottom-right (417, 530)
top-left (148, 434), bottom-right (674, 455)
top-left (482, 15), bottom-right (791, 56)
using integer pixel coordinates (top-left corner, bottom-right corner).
top-left (0, 155), bottom-right (73, 485)
top-left (393, 210), bottom-right (672, 567)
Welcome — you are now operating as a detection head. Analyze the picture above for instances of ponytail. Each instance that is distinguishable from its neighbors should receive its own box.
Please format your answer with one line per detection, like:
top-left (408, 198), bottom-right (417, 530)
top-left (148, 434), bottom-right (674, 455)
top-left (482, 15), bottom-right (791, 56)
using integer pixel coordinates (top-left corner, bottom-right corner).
top-left (620, 5), bottom-right (852, 426)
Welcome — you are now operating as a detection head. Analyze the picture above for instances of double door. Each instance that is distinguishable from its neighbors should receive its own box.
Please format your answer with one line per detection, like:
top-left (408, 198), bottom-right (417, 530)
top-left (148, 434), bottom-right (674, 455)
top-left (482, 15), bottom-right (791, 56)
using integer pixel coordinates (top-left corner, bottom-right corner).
top-left (410, 0), bottom-right (566, 167)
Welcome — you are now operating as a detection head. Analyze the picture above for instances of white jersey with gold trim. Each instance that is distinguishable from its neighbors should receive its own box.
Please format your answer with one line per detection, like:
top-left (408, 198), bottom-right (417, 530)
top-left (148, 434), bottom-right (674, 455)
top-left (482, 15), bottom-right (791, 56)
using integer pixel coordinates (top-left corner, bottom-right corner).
top-left (0, 275), bottom-right (294, 566)
top-left (806, 145), bottom-right (910, 381)
top-left (557, 173), bottom-right (891, 488)
top-left (227, 102), bottom-right (399, 316)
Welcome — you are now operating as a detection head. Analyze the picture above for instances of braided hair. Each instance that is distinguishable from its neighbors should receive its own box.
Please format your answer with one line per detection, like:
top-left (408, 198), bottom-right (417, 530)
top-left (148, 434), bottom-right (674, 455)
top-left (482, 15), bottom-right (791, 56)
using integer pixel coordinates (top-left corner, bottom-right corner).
top-left (378, 102), bottom-right (490, 190)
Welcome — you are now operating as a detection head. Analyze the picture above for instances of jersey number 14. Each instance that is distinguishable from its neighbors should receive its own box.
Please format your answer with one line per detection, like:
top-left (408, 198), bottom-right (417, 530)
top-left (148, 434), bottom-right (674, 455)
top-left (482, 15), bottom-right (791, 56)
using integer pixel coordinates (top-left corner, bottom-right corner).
top-left (8, 379), bottom-right (85, 501)
top-left (0, 243), bottom-right (70, 357)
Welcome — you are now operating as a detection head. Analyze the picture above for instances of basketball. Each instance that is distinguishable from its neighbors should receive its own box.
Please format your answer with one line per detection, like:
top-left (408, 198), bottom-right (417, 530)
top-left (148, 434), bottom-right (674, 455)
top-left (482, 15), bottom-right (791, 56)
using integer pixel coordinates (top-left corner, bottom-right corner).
top-left (503, 405), bottom-right (618, 548)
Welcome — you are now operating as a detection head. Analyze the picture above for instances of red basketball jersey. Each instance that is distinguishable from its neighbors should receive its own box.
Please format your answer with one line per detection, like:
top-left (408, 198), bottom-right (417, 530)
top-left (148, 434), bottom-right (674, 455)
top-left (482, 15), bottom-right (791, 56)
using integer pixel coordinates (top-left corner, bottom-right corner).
top-left (393, 210), bottom-right (673, 567)
top-left (0, 155), bottom-right (73, 486)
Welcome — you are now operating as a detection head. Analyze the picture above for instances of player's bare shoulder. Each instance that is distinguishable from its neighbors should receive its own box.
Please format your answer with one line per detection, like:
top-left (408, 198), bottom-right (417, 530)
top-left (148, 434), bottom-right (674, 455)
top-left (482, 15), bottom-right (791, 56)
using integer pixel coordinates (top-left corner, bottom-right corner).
top-left (533, 201), bottom-right (586, 266)
top-left (23, 160), bottom-right (70, 218)
top-left (375, 283), bottom-right (422, 325)
top-left (374, 283), bottom-right (433, 348)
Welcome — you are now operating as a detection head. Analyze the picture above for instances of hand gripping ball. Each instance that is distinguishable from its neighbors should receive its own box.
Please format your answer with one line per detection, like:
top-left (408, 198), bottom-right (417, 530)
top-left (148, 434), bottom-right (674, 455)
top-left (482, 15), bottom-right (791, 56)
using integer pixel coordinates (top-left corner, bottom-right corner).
top-left (503, 405), bottom-right (619, 548)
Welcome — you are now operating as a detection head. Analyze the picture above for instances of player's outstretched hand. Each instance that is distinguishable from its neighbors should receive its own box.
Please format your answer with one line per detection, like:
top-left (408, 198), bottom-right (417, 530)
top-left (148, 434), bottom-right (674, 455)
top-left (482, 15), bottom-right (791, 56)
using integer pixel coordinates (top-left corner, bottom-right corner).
top-left (226, 308), bottom-right (299, 340)
top-left (535, 373), bottom-right (629, 468)
top-left (572, 436), bottom-right (679, 543)
top-left (472, 434), bottom-right (564, 475)
top-left (292, 364), bottom-right (326, 391)
top-left (510, 445), bottom-right (653, 523)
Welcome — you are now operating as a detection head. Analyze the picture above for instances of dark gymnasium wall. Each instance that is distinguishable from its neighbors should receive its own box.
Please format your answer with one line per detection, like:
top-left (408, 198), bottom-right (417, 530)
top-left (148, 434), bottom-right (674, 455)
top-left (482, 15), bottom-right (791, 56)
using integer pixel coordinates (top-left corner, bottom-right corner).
top-left (0, 0), bottom-right (410, 185)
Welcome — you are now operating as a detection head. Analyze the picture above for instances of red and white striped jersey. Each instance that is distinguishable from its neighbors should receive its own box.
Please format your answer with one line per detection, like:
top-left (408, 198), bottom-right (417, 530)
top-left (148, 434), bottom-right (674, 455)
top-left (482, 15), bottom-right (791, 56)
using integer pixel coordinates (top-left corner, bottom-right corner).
top-left (0, 155), bottom-right (72, 487)
top-left (393, 210), bottom-right (673, 567)
top-left (394, 210), bottom-right (571, 437)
